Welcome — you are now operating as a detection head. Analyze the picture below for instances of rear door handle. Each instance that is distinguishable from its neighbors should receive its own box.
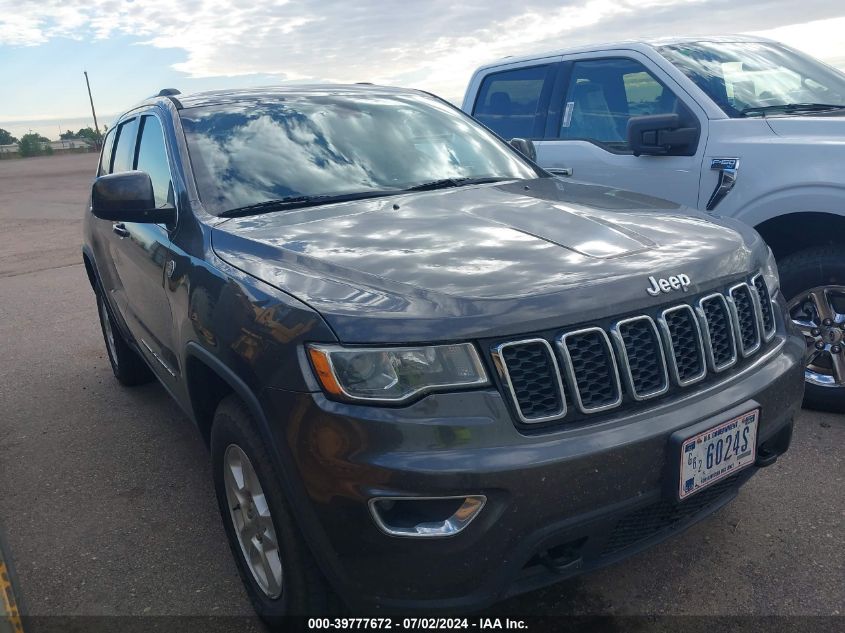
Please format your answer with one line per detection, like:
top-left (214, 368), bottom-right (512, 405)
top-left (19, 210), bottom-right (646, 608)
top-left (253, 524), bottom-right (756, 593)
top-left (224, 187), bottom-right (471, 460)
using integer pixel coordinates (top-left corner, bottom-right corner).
top-left (112, 223), bottom-right (129, 238)
top-left (548, 167), bottom-right (573, 177)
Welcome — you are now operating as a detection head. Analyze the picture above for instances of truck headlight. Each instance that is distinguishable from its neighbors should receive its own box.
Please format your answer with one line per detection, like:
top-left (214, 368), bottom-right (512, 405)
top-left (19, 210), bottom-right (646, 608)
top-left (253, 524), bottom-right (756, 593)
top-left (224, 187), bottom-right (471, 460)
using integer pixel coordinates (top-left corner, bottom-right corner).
top-left (762, 247), bottom-right (780, 295)
top-left (307, 343), bottom-right (489, 403)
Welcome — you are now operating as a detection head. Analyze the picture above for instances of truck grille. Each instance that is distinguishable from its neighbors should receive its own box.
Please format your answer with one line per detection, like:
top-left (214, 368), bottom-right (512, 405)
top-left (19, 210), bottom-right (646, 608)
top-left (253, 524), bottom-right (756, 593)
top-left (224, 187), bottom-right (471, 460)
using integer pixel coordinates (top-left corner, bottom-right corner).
top-left (492, 274), bottom-right (775, 425)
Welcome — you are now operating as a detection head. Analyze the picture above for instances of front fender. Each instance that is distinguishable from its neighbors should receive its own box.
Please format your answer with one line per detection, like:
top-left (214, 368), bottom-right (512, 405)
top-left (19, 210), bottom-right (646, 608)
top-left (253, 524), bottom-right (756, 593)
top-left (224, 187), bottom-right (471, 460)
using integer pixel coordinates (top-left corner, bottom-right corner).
top-left (728, 184), bottom-right (845, 228)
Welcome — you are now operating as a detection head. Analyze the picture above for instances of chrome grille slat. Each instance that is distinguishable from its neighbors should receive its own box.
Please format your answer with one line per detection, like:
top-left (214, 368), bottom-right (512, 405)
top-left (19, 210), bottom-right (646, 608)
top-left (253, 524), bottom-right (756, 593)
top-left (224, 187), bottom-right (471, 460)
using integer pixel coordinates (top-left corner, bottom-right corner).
top-left (557, 327), bottom-right (622, 413)
top-left (611, 316), bottom-right (669, 401)
top-left (697, 293), bottom-right (738, 372)
top-left (728, 283), bottom-right (762, 357)
top-left (752, 274), bottom-right (777, 341)
top-left (659, 305), bottom-right (707, 386)
top-left (493, 272), bottom-right (775, 426)
top-left (492, 338), bottom-right (566, 423)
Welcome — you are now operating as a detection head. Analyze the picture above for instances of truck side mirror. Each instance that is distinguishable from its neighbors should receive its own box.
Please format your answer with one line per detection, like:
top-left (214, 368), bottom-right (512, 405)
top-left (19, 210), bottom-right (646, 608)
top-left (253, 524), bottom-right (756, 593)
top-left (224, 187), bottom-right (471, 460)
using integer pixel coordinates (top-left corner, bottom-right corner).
top-left (91, 171), bottom-right (176, 225)
top-left (627, 114), bottom-right (698, 157)
top-left (509, 137), bottom-right (537, 162)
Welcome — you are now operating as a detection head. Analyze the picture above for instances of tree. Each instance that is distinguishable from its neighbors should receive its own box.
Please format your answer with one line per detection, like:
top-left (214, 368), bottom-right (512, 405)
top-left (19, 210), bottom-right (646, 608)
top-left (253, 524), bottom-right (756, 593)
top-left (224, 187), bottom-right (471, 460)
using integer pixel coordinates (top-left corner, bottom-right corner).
top-left (59, 130), bottom-right (76, 140)
top-left (75, 127), bottom-right (103, 143)
top-left (0, 128), bottom-right (18, 145)
top-left (17, 133), bottom-right (50, 157)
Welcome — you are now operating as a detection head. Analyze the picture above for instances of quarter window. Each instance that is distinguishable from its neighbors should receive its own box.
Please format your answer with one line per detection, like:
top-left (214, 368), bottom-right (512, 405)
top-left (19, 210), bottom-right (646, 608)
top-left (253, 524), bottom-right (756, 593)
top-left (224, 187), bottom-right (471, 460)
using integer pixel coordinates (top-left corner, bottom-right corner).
top-left (111, 118), bottom-right (139, 173)
top-left (473, 65), bottom-right (551, 139)
top-left (558, 58), bottom-right (689, 152)
top-left (135, 116), bottom-right (173, 208)
top-left (98, 128), bottom-right (116, 175)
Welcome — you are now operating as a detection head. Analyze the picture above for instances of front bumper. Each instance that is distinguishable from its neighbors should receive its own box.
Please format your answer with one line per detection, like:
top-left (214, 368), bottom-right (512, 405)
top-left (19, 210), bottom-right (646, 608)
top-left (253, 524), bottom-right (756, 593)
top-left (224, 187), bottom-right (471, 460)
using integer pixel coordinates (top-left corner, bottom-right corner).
top-left (259, 332), bottom-right (804, 612)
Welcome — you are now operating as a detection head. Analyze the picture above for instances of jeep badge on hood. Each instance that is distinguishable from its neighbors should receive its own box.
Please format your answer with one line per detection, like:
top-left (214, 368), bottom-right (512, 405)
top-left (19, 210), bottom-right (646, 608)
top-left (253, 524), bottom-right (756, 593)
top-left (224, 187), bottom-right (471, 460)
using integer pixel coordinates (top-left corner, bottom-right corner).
top-left (647, 274), bottom-right (692, 296)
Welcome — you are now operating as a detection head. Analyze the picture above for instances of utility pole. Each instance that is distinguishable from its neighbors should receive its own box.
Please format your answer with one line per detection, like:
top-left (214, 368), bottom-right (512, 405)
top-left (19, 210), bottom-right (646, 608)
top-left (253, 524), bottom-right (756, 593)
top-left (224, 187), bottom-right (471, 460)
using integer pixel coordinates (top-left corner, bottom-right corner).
top-left (83, 71), bottom-right (101, 146)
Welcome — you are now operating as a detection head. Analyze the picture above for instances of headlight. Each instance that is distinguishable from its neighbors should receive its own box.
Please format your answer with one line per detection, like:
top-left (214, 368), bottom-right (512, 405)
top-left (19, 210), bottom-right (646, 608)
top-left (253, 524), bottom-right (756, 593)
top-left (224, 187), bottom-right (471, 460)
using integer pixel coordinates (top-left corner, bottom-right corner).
top-left (762, 247), bottom-right (780, 295)
top-left (307, 343), bottom-right (489, 403)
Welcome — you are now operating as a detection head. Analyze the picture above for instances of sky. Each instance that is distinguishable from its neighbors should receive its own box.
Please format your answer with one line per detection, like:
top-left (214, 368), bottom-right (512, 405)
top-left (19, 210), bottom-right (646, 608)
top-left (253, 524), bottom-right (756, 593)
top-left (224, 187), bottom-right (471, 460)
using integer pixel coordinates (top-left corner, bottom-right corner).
top-left (2, 0), bottom-right (845, 140)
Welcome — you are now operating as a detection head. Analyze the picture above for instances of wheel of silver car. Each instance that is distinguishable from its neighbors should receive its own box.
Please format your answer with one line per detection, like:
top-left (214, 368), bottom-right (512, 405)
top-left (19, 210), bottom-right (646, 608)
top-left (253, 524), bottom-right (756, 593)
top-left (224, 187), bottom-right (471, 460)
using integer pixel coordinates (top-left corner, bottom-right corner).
top-left (788, 285), bottom-right (845, 388)
top-left (223, 444), bottom-right (284, 599)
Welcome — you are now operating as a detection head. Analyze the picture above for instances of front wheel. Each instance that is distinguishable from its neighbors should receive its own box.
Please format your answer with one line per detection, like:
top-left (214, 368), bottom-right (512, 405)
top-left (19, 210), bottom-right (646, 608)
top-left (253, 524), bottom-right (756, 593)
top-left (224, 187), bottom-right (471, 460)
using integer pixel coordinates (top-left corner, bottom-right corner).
top-left (779, 246), bottom-right (845, 412)
top-left (210, 395), bottom-right (340, 621)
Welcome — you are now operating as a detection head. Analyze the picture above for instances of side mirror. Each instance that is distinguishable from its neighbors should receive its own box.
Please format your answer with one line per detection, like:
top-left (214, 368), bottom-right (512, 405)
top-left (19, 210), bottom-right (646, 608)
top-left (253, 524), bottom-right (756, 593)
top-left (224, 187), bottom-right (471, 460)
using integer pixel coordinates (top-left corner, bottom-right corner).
top-left (91, 171), bottom-right (176, 224)
top-left (509, 137), bottom-right (537, 162)
top-left (627, 114), bottom-right (698, 157)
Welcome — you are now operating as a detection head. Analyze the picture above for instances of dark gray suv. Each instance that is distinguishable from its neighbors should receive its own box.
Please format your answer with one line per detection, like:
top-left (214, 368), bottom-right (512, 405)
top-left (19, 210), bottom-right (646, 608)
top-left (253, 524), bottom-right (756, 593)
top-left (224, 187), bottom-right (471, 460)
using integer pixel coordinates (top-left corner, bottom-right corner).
top-left (82, 85), bottom-right (805, 618)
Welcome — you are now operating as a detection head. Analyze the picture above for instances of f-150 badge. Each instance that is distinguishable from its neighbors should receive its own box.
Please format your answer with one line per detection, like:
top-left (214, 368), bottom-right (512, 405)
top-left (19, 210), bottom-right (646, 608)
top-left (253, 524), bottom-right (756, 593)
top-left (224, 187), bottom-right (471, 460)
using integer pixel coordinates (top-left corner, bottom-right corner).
top-left (647, 274), bottom-right (691, 296)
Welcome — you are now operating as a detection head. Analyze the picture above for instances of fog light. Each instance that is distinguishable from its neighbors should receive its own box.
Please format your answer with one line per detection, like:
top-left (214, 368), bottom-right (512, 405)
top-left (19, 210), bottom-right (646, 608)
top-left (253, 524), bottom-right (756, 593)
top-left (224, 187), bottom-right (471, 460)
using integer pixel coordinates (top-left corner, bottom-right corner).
top-left (368, 495), bottom-right (486, 537)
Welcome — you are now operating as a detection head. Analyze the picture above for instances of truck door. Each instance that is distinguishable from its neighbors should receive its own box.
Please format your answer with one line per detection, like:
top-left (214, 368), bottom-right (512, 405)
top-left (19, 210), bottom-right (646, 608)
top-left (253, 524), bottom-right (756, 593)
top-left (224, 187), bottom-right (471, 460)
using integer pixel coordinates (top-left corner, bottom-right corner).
top-left (534, 52), bottom-right (707, 207)
top-left (105, 113), bottom-right (179, 381)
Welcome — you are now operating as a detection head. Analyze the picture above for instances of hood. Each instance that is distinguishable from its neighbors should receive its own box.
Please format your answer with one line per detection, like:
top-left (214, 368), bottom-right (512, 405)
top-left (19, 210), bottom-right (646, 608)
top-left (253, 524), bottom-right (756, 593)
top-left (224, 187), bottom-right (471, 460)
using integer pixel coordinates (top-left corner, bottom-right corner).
top-left (765, 112), bottom-right (845, 138)
top-left (212, 178), bottom-right (765, 343)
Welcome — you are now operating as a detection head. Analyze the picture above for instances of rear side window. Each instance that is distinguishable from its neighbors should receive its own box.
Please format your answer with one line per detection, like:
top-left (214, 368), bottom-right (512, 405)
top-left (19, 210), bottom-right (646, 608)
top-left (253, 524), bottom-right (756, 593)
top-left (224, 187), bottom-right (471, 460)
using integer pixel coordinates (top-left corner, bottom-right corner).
top-left (135, 116), bottom-right (173, 208)
top-left (98, 128), bottom-right (115, 175)
top-left (473, 65), bottom-right (550, 139)
top-left (111, 118), bottom-right (139, 173)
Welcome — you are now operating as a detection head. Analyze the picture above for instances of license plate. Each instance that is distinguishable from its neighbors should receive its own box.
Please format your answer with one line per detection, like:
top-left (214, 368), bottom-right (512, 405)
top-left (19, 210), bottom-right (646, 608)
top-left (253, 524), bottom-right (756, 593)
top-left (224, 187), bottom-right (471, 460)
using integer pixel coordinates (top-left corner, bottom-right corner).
top-left (678, 409), bottom-right (758, 500)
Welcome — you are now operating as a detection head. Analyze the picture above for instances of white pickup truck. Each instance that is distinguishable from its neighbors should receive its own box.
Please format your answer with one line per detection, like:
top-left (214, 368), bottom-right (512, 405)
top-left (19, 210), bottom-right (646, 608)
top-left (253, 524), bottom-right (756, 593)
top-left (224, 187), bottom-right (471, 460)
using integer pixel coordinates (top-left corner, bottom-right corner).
top-left (462, 35), bottom-right (845, 411)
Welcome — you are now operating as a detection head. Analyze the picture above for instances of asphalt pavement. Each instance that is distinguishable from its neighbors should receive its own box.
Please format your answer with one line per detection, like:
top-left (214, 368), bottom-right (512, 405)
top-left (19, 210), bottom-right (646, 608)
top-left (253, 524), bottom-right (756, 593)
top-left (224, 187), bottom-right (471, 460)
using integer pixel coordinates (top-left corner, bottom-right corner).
top-left (0, 154), bottom-right (842, 630)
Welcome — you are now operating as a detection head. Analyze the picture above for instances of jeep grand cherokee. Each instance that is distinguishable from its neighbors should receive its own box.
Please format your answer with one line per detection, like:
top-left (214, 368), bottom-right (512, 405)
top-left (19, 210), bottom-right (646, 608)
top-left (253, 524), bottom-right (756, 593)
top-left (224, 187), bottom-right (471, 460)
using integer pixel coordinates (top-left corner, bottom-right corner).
top-left (82, 85), bottom-right (804, 617)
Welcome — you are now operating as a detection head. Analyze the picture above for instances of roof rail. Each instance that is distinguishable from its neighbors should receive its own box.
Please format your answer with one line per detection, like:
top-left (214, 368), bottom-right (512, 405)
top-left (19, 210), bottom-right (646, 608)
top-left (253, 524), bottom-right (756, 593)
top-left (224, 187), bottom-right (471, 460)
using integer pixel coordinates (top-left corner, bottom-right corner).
top-left (157, 88), bottom-right (181, 96)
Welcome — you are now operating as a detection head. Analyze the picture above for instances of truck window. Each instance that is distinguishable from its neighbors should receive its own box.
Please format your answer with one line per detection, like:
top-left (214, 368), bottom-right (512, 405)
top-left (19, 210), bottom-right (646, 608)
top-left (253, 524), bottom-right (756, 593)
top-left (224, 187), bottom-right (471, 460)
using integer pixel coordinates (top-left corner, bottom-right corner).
top-left (658, 41), bottom-right (845, 117)
top-left (473, 65), bottom-right (550, 139)
top-left (558, 58), bottom-right (684, 152)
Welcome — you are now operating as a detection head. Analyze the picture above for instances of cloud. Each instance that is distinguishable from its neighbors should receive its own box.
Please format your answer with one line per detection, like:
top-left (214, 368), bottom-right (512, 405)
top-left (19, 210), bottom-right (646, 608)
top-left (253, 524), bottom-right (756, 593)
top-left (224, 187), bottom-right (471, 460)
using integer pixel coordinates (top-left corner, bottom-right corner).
top-left (3, 0), bottom-right (845, 101)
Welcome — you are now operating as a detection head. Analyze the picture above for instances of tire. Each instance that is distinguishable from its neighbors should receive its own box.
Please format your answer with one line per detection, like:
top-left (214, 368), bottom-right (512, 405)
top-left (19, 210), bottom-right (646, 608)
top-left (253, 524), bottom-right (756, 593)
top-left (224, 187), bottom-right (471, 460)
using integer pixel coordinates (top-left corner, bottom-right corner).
top-left (778, 245), bottom-right (845, 412)
top-left (95, 291), bottom-right (154, 386)
top-left (210, 395), bottom-right (341, 622)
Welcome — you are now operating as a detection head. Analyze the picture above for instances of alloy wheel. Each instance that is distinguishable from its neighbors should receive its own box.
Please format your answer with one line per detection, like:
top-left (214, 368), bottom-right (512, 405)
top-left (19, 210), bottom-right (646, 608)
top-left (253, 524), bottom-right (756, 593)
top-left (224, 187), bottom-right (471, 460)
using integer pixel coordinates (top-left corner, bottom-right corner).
top-left (788, 285), bottom-right (845, 388)
top-left (223, 444), bottom-right (284, 599)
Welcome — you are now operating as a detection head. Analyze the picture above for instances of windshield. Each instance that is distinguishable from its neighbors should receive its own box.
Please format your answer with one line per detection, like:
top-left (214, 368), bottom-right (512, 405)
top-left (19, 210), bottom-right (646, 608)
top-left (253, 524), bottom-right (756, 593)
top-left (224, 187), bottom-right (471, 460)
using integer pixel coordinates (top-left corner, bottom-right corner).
top-left (180, 92), bottom-right (539, 215)
top-left (657, 41), bottom-right (845, 117)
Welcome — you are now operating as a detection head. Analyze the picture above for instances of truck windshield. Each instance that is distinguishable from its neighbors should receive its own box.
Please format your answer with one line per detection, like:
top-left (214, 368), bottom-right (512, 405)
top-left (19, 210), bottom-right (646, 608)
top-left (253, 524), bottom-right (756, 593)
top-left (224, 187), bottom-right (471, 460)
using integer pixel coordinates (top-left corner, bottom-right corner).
top-left (180, 92), bottom-right (539, 216)
top-left (657, 41), bottom-right (845, 118)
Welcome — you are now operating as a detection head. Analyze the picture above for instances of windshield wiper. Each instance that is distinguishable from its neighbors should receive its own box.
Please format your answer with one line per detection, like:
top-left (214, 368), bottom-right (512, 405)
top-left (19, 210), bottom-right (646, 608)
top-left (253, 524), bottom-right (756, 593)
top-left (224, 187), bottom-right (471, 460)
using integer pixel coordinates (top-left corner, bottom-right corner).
top-left (741, 103), bottom-right (845, 117)
top-left (218, 190), bottom-right (401, 218)
top-left (403, 176), bottom-right (512, 192)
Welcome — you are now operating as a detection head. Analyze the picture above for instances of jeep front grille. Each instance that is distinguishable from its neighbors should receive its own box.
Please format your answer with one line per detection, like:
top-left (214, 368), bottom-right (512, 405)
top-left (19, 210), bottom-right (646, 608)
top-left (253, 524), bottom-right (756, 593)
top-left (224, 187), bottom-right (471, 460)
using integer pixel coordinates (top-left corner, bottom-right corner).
top-left (492, 273), bottom-right (775, 425)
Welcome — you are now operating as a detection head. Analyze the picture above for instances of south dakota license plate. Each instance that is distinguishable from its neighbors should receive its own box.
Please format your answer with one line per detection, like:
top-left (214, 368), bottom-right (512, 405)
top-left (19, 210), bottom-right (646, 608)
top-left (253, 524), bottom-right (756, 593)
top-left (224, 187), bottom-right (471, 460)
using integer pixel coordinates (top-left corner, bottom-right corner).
top-left (678, 409), bottom-right (758, 500)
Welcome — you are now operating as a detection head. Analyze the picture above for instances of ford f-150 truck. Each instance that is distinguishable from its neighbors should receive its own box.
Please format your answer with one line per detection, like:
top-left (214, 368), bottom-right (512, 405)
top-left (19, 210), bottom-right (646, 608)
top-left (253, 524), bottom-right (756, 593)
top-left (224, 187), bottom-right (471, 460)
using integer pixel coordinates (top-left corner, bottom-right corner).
top-left (83, 85), bottom-right (803, 619)
top-left (462, 36), bottom-right (845, 412)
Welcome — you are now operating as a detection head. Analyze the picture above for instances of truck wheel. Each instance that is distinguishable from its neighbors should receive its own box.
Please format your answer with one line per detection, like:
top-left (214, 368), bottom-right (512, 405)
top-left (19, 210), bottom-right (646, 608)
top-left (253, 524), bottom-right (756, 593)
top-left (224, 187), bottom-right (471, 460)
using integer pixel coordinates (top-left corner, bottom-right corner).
top-left (779, 246), bottom-right (845, 412)
top-left (210, 395), bottom-right (340, 621)
top-left (96, 291), bottom-right (154, 386)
